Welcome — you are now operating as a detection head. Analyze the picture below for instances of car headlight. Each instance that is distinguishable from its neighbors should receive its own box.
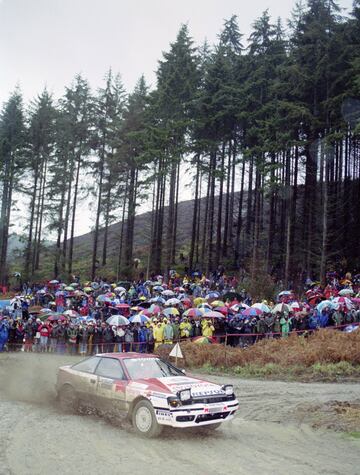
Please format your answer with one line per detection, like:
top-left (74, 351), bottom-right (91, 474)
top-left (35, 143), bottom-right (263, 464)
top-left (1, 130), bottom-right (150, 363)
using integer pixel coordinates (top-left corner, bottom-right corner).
top-left (178, 389), bottom-right (192, 402)
top-left (167, 396), bottom-right (181, 408)
top-left (222, 385), bottom-right (234, 396)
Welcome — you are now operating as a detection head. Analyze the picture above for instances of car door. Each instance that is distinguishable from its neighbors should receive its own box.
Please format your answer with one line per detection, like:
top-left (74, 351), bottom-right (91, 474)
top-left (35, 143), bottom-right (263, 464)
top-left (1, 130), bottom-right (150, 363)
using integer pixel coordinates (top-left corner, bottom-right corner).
top-left (69, 356), bottom-right (101, 404)
top-left (94, 357), bottom-right (128, 412)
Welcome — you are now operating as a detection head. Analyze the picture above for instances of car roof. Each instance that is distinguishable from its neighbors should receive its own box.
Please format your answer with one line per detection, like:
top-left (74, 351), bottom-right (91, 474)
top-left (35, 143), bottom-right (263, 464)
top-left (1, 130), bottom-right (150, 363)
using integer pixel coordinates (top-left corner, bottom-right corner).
top-left (96, 352), bottom-right (158, 360)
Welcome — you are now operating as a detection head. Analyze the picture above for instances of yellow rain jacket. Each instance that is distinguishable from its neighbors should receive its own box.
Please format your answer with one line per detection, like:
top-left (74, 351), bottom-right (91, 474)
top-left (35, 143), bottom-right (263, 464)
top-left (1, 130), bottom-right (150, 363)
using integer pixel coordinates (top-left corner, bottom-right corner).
top-left (202, 322), bottom-right (215, 337)
top-left (179, 321), bottom-right (192, 338)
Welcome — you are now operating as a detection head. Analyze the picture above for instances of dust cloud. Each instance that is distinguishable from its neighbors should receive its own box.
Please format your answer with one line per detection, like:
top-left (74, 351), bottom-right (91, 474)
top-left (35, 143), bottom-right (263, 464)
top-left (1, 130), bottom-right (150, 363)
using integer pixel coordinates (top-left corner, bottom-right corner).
top-left (0, 353), bottom-right (80, 404)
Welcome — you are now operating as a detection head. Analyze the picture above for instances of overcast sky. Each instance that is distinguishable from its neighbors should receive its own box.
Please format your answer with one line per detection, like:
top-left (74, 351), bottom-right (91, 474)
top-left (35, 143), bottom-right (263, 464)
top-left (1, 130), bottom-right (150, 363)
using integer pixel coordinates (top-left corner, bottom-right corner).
top-left (0, 0), bottom-right (354, 105)
top-left (0, 0), bottom-right (354, 237)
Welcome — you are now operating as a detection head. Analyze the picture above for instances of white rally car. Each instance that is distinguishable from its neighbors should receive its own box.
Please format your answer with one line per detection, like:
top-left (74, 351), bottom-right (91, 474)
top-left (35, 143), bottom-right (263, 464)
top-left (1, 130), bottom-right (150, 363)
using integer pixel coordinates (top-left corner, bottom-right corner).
top-left (56, 352), bottom-right (239, 437)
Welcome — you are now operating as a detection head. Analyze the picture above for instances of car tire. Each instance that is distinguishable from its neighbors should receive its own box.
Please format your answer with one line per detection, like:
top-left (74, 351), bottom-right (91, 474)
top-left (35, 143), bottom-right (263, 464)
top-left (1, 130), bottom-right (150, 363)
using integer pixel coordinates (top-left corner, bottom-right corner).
top-left (132, 400), bottom-right (163, 438)
top-left (58, 385), bottom-right (78, 413)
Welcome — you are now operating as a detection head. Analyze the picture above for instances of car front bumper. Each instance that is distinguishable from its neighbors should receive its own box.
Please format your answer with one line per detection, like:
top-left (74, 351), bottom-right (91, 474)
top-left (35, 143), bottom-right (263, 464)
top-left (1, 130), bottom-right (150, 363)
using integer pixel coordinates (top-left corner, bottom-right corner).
top-left (154, 399), bottom-right (239, 428)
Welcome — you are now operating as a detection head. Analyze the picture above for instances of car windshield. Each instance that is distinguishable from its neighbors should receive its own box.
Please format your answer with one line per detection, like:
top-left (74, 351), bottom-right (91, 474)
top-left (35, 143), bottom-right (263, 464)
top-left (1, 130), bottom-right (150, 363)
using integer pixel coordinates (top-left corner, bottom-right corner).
top-left (123, 358), bottom-right (183, 380)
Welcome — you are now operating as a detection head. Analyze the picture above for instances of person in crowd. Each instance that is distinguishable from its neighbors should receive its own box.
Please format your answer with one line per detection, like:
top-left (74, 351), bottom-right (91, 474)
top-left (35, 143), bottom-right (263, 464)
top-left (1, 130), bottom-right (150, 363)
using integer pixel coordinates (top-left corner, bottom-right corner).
top-left (163, 319), bottom-right (174, 344)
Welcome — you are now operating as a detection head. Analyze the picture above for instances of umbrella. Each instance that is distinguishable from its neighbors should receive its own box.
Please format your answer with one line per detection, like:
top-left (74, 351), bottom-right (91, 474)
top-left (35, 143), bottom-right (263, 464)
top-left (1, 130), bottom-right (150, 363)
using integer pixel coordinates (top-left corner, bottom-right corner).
top-left (106, 315), bottom-right (130, 326)
top-left (213, 306), bottom-right (229, 316)
top-left (332, 296), bottom-right (354, 310)
top-left (63, 309), bottom-right (80, 318)
top-left (202, 311), bottom-right (225, 319)
top-left (339, 288), bottom-right (354, 296)
top-left (148, 304), bottom-right (161, 315)
top-left (242, 307), bottom-right (263, 317)
top-left (193, 336), bottom-right (215, 344)
top-left (205, 292), bottom-right (220, 300)
top-left (114, 286), bottom-right (126, 294)
top-left (252, 303), bottom-right (271, 313)
top-left (199, 307), bottom-right (212, 315)
top-left (183, 308), bottom-right (203, 318)
top-left (271, 303), bottom-right (290, 314)
top-left (211, 300), bottom-right (225, 307)
top-left (97, 295), bottom-right (112, 303)
top-left (130, 306), bottom-right (144, 312)
top-left (153, 285), bottom-right (164, 292)
top-left (70, 282), bottom-right (80, 287)
top-left (64, 286), bottom-right (74, 291)
top-left (91, 282), bottom-right (100, 290)
top-left (49, 280), bottom-right (59, 284)
top-left (162, 290), bottom-right (175, 297)
top-left (193, 297), bottom-right (206, 306)
top-left (47, 314), bottom-right (67, 322)
top-left (289, 302), bottom-right (301, 312)
top-left (129, 314), bottom-right (150, 324)
top-left (149, 297), bottom-right (166, 305)
top-left (316, 300), bottom-right (335, 312)
top-left (231, 303), bottom-right (249, 312)
top-left (278, 290), bottom-right (293, 297)
top-left (165, 298), bottom-right (181, 306)
top-left (162, 307), bottom-right (180, 316)
top-left (84, 287), bottom-right (93, 292)
top-left (40, 308), bottom-right (52, 313)
top-left (180, 298), bottom-right (192, 308)
top-left (116, 303), bottom-right (130, 309)
top-left (139, 309), bottom-right (152, 317)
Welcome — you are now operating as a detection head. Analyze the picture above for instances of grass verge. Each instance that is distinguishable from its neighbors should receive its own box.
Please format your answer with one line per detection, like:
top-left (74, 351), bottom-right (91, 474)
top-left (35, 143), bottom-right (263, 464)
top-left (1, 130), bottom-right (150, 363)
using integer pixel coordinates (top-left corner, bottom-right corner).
top-left (157, 330), bottom-right (360, 382)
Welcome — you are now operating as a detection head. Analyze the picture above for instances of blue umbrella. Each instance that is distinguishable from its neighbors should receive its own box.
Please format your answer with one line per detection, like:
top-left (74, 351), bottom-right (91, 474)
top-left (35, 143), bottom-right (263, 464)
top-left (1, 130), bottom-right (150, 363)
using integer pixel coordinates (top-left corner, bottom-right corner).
top-left (316, 300), bottom-right (335, 313)
top-left (149, 296), bottom-right (166, 305)
top-left (129, 314), bottom-right (150, 324)
top-left (206, 292), bottom-right (220, 299)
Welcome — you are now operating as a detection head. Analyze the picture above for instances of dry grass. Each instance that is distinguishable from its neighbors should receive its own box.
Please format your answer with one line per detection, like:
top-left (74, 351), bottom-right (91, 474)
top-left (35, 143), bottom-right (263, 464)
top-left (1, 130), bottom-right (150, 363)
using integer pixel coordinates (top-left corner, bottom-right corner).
top-left (157, 330), bottom-right (360, 371)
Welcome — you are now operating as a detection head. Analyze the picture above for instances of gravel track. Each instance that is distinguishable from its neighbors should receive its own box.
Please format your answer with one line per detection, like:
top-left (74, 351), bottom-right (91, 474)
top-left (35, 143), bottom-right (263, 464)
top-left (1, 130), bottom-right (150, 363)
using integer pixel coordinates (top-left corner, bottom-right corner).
top-left (0, 353), bottom-right (359, 475)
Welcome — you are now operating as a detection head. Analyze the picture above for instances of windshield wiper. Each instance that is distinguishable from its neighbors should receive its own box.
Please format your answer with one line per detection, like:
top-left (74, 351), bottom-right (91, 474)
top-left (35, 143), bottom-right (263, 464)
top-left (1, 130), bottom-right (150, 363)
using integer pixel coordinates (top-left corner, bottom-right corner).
top-left (155, 361), bottom-right (168, 377)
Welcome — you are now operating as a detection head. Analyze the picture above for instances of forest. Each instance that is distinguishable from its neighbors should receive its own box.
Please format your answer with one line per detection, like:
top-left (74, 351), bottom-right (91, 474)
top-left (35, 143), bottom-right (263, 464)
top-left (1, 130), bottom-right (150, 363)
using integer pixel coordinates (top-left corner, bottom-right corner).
top-left (0, 0), bottom-right (359, 287)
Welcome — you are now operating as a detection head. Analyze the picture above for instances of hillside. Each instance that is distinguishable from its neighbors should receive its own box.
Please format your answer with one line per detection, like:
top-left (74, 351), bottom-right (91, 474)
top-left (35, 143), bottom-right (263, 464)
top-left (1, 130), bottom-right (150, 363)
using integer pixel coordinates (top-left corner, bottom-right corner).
top-left (67, 192), bottom-right (242, 275)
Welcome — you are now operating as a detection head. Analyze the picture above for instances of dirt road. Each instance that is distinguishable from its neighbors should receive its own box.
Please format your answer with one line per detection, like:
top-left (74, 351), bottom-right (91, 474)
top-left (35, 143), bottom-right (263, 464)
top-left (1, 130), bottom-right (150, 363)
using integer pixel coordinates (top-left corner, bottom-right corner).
top-left (0, 353), bottom-right (359, 475)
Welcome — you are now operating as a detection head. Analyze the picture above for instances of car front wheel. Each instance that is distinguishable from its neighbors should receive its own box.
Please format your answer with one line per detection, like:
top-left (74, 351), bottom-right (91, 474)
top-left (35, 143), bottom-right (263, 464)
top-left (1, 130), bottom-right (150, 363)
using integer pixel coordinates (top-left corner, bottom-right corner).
top-left (132, 400), bottom-right (163, 438)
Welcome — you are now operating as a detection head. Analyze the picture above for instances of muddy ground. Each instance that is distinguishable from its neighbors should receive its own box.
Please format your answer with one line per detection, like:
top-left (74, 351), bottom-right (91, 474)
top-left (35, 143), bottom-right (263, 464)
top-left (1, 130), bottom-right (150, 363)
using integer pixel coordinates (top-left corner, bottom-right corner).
top-left (0, 353), bottom-right (359, 475)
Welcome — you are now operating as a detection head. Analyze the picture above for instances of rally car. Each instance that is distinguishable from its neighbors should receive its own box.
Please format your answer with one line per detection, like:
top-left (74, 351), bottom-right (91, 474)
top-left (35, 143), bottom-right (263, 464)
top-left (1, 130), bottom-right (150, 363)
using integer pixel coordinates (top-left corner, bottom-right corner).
top-left (56, 352), bottom-right (239, 437)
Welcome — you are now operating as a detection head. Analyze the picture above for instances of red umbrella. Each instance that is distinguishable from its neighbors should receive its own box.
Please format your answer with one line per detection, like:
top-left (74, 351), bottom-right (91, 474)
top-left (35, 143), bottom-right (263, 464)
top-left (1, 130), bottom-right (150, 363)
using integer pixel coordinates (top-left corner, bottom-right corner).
top-left (181, 298), bottom-right (192, 308)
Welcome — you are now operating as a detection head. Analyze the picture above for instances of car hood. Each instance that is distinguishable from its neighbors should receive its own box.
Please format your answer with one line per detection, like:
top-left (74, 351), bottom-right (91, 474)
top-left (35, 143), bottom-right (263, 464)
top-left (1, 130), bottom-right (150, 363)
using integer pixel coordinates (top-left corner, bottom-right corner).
top-left (145, 376), bottom-right (225, 397)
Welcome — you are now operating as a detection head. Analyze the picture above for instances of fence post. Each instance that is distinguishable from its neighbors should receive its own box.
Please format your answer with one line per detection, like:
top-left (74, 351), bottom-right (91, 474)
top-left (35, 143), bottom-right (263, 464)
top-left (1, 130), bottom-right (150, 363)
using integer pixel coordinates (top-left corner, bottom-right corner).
top-left (224, 333), bottom-right (228, 366)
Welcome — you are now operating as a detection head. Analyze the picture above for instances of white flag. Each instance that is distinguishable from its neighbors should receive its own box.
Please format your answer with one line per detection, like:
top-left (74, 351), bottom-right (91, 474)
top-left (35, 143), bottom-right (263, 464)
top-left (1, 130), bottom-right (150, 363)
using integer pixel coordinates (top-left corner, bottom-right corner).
top-left (169, 342), bottom-right (183, 359)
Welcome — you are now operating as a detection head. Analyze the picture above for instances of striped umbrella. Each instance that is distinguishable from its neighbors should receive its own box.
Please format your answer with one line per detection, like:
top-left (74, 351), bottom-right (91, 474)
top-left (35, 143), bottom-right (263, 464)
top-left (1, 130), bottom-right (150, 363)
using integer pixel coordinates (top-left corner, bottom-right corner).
top-left (242, 307), bottom-right (263, 317)
top-left (162, 307), bottom-right (180, 316)
top-left (129, 314), bottom-right (150, 324)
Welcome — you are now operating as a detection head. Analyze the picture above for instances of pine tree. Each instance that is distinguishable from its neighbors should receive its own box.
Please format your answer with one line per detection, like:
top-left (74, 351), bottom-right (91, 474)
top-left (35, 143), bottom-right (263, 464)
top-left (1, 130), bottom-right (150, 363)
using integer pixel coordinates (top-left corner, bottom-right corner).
top-left (0, 90), bottom-right (26, 285)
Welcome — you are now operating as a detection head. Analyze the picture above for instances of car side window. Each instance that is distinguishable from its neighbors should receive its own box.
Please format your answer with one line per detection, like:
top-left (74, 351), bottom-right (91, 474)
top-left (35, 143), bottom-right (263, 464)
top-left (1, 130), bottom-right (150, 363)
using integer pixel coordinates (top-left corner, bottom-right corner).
top-left (72, 356), bottom-right (100, 374)
top-left (95, 358), bottom-right (126, 380)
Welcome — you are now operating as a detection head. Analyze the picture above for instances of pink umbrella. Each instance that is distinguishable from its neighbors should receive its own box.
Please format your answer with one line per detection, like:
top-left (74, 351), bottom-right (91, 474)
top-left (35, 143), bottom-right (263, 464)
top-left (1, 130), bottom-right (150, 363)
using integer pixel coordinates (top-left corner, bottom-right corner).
top-left (214, 306), bottom-right (229, 316)
top-left (203, 311), bottom-right (226, 319)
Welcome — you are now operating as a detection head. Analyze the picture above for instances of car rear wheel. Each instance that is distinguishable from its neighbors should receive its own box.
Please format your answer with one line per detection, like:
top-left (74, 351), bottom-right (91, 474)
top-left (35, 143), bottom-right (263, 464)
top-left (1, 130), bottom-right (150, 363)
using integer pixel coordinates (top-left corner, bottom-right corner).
top-left (132, 400), bottom-right (163, 438)
top-left (58, 385), bottom-right (78, 413)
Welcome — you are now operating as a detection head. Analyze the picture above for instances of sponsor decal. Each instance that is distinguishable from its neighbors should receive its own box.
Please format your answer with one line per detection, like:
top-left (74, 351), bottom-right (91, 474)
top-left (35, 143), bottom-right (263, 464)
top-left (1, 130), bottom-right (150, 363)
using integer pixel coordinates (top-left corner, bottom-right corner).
top-left (156, 409), bottom-right (173, 422)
